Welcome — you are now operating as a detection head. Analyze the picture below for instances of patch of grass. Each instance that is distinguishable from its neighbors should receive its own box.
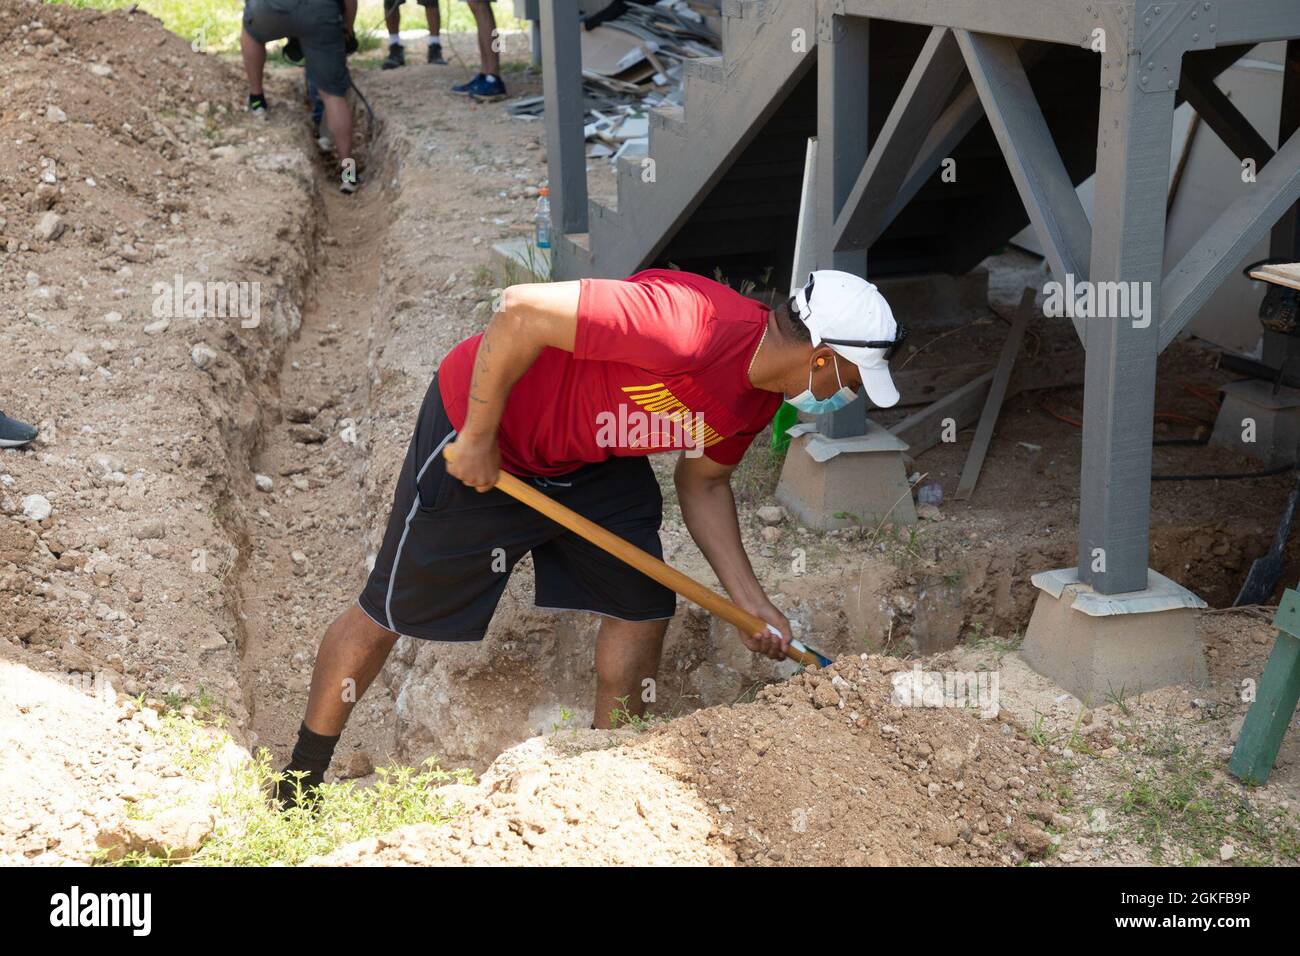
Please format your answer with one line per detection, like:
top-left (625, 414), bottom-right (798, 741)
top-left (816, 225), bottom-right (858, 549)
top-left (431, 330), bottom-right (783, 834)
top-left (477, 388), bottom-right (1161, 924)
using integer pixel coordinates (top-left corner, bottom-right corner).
top-left (966, 623), bottom-right (1023, 658)
top-left (1106, 683), bottom-right (1136, 717)
top-left (162, 685), bottom-right (223, 724)
top-left (609, 695), bottom-right (658, 731)
top-left (52, 0), bottom-right (244, 51)
top-left (49, 1), bottom-right (524, 54)
top-left (102, 711), bottom-right (471, 866)
top-left (729, 440), bottom-right (785, 504)
top-left (1026, 712), bottom-right (1054, 748)
top-left (550, 706), bottom-right (576, 736)
top-left (1112, 728), bottom-right (1300, 865)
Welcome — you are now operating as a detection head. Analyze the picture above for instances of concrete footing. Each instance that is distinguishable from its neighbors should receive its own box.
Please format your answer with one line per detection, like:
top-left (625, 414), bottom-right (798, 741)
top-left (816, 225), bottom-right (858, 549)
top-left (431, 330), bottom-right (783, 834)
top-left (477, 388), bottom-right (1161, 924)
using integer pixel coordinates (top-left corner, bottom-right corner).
top-left (1021, 567), bottom-right (1207, 703)
top-left (1209, 379), bottom-right (1300, 467)
top-left (490, 237), bottom-right (552, 281)
top-left (775, 421), bottom-right (915, 531)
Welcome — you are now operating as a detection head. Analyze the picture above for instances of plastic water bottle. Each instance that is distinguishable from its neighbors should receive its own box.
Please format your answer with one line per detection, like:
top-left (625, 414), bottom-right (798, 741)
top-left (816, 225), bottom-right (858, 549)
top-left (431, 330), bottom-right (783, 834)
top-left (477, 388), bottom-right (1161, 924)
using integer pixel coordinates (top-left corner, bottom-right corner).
top-left (534, 187), bottom-right (552, 250)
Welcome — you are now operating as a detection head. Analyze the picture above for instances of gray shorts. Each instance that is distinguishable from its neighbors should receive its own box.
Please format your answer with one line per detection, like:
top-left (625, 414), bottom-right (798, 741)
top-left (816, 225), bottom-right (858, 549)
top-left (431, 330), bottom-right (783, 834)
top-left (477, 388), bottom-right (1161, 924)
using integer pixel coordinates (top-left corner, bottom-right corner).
top-left (243, 0), bottom-right (350, 97)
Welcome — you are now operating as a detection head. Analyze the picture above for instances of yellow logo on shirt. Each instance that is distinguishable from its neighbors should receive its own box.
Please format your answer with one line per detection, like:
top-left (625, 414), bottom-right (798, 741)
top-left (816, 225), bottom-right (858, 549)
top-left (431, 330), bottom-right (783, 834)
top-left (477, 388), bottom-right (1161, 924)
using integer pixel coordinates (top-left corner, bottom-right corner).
top-left (618, 382), bottom-right (724, 448)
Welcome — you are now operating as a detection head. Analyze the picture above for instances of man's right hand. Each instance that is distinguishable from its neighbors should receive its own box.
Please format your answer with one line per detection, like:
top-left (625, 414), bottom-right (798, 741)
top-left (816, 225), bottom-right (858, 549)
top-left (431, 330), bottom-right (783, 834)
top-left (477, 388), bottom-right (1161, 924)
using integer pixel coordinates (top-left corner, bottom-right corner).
top-left (444, 432), bottom-right (500, 493)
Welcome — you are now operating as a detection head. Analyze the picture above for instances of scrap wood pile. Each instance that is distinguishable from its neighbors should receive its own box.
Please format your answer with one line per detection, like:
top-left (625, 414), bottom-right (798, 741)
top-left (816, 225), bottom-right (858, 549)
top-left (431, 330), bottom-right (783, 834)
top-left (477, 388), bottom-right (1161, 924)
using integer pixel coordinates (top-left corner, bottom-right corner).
top-left (508, 0), bottom-right (722, 164)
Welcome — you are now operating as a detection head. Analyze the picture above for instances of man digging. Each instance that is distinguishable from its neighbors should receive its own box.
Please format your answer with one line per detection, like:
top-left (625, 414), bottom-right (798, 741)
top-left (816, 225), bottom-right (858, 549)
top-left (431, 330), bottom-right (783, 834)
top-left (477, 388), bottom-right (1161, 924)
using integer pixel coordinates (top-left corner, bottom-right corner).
top-left (275, 269), bottom-right (904, 807)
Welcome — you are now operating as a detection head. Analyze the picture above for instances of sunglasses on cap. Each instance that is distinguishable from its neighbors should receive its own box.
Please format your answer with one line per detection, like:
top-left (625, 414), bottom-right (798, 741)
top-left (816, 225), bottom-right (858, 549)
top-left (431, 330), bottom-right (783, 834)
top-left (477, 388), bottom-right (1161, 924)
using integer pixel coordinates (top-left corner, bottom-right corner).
top-left (799, 274), bottom-right (910, 361)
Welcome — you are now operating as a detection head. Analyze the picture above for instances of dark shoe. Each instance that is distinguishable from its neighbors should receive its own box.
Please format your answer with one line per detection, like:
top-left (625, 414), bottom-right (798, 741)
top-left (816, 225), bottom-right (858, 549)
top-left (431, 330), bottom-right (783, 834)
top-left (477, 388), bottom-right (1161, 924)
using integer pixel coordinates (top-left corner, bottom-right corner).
top-left (0, 412), bottom-right (37, 448)
top-left (451, 73), bottom-right (484, 95)
top-left (381, 42), bottom-right (406, 70)
top-left (248, 93), bottom-right (268, 118)
top-left (339, 165), bottom-right (360, 195)
top-left (427, 41), bottom-right (446, 65)
top-left (272, 767), bottom-right (324, 811)
top-left (468, 73), bottom-right (507, 102)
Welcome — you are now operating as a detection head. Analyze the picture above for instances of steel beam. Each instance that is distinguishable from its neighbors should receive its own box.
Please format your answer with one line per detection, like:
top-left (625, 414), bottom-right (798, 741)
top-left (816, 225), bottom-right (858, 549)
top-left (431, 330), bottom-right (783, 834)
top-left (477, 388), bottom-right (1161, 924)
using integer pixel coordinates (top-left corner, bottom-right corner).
top-left (815, 8), bottom-right (870, 437)
top-left (539, 0), bottom-right (587, 235)
top-left (956, 29), bottom-right (1090, 341)
top-left (840, 0), bottom-right (1091, 47)
top-left (1270, 39), bottom-right (1300, 259)
top-left (1159, 126), bottom-right (1300, 350)
top-left (1078, 59), bottom-right (1177, 595)
top-left (832, 27), bottom-right (967, 253)
top-left (1217, 0), bottom-right (1300, 47)
top-left (1179, 59), bottom-right (1275, 162)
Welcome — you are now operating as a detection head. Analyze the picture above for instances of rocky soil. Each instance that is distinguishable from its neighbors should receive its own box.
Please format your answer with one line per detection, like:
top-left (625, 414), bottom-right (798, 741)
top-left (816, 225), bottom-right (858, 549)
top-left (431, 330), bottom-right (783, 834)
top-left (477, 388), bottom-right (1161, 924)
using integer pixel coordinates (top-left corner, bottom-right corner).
top-left (1, 0), bottom-right (1295, 868)
top-left (312, 654), bottom-right (1060, 866)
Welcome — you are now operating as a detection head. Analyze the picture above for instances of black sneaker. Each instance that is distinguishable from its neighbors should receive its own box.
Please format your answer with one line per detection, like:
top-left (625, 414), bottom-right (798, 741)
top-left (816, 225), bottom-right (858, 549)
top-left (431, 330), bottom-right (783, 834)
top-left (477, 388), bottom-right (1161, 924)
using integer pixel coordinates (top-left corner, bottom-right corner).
top-left (381, 42), bottom-right (405, 70)
top-left (271, 767), bottom-right (324, 812)
top-left (0, 412), bottom-right (37, 449)
top-left (451, 73), bottom-right (484, 95)
top-left (427, 41), bottom-right (446, 65)
top-left (248, 93), bottom-right (268, 118)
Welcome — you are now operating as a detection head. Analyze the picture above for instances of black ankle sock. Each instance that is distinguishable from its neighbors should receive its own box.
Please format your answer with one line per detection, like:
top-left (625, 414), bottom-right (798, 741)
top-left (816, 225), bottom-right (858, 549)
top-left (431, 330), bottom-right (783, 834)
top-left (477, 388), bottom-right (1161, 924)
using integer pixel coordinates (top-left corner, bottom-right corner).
top-left (248, 93), bottom-right (267, 110)
top-left (288, 721), bottom-right (339, 776)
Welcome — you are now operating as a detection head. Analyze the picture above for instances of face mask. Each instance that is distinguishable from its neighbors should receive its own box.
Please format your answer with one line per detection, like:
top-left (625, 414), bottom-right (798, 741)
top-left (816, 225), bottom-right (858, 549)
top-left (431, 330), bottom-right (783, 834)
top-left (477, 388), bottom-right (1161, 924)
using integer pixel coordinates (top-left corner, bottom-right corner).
top-left (787, 355), bottom-right (856, 415)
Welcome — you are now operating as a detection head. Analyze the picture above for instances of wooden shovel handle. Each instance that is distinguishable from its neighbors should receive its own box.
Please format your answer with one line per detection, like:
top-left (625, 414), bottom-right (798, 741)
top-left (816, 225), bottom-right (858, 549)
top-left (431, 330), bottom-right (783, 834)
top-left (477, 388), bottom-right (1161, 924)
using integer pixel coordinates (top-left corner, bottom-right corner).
top-left (442, 445), bottom-right (821, 668)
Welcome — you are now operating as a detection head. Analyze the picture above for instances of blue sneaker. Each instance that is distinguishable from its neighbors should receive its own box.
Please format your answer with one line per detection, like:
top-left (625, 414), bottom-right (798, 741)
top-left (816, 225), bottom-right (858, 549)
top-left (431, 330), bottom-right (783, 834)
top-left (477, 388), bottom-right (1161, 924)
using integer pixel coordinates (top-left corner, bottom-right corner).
top-left (469, 74), bottom-right (507, 102)
top-left (451, 73), bottom-right (484, 95)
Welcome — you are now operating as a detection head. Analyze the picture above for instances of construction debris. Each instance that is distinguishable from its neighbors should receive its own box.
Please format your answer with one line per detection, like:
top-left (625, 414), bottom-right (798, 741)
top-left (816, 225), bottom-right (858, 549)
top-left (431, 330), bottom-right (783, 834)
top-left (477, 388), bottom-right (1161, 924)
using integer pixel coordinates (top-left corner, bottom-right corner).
top-left (506, 1), bottom-right (722, 165)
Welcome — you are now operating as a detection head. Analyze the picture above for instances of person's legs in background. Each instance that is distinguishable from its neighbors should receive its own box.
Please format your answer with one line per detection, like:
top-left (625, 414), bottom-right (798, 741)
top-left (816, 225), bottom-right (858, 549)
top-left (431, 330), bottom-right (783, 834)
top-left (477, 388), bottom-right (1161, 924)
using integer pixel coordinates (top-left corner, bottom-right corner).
top-left (307, 76), bottom-right (330, 152)
top-left (240, 27), bottom-right (269, 114)
top-left (471, 1), bottom-right (501, 84)
top-left (451, 2), bottom-right (506, 99)
top-left (320, 90), bottom-right (354, 189)
top-left (381, 0), bottom-right (406, 69)
top-left (424, 0), bottom-right (445, 64)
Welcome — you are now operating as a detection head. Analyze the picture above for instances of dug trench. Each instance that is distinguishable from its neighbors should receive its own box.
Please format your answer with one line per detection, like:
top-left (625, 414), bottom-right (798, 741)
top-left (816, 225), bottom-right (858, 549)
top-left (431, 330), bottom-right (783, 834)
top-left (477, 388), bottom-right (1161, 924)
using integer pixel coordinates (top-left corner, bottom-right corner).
top-left (191, 56), bottom-right (1300, 867)
top-left (3, 3), bottom-right (1298, 866)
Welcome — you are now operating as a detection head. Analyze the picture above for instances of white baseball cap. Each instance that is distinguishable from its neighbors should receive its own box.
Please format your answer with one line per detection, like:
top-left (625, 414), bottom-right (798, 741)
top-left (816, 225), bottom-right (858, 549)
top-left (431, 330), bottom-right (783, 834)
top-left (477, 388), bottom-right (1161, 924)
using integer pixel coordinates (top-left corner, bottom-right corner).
top-left (791, 270), bottom-right (905, 408)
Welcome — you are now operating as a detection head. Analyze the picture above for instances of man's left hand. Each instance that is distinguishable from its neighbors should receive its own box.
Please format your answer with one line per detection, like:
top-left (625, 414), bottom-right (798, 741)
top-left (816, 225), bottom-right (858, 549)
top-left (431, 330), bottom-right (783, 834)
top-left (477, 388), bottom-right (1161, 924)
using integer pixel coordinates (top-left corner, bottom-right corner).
top-left (736, 597), bottom-right (792, 660)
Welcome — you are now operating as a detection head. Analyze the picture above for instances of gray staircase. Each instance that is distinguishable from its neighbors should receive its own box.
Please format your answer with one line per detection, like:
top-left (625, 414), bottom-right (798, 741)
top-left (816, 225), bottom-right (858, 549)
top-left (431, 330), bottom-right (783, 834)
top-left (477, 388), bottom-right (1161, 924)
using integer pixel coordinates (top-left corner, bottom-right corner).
top-left (555, 0), bottom-right (816, 280)
top-left (552, 1), bottom-right (1238, 286)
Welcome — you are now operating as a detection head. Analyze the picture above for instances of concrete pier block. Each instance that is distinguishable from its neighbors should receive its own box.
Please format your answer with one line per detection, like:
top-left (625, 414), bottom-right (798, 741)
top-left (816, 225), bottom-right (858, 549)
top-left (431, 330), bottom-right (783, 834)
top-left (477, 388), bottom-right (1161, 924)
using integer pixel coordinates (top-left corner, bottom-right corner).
top-left (775, 421), bottom-right (915, 531)
top-left (1021, 567), bottom-right (1207, 704)
top-left (1209, 379), bottom-right (1300, 467)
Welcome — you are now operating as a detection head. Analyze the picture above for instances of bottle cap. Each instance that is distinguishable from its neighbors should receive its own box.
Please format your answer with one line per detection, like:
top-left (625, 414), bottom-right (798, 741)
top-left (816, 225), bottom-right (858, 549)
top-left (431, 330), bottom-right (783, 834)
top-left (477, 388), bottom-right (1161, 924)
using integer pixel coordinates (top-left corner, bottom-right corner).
top-left (539, 187), bottom-right (550, 197)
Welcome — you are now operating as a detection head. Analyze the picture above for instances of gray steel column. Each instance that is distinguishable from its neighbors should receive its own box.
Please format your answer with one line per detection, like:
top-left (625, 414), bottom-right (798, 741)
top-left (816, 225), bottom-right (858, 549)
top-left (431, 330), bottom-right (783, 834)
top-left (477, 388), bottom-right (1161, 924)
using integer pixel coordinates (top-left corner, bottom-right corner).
top-left (1270, 39), bottom-right (1300, 258)
top-left (1078, 60), bottom-right (1177, 595)
top-left (539, 0), bottom-right (587, 235)
top-left (815, 9), bottom-right (869, 437)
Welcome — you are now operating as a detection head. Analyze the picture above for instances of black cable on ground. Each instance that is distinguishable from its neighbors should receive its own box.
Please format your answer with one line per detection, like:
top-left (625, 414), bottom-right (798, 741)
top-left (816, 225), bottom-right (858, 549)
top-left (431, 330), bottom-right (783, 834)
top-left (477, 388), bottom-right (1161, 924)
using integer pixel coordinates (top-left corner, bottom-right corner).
top-left (350, 76), bottom-right (375, 125)
top-left (1152, 463), bottom-right (1295, 482)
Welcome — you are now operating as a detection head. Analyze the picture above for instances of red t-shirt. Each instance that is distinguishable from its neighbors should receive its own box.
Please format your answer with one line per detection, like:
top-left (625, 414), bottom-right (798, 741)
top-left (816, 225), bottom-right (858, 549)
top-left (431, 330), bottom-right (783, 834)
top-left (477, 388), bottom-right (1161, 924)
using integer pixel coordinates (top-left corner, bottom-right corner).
top-left (437, 269), bottom-right (782, 476)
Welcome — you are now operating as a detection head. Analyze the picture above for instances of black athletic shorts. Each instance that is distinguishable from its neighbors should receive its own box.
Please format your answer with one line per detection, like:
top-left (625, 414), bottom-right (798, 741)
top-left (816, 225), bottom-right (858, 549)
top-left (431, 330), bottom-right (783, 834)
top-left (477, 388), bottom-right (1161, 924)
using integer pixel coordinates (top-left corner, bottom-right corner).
top-left (358, 375), bottom-right (678, 641)
top-left (243, 0), bottom-right (351, 97)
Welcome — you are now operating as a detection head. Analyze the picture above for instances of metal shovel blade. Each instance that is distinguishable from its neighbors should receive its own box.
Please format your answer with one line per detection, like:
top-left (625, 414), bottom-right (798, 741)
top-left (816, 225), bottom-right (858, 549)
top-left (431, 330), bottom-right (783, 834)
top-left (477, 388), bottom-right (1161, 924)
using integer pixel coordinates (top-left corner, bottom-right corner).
top-left (1234, 473), bottom-right (1300, 606)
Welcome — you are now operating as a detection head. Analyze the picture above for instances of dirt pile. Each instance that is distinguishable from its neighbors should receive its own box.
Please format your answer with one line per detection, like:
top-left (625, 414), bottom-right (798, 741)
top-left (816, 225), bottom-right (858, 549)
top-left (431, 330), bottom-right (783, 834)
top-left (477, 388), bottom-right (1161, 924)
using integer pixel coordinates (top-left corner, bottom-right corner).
top-left (0, 0), bottom-right (317, 719)
top-left (0, 646), bottom-right (248, 864)
top-left (0, 0), bottom-right (319, 860)
top-left (314, 653), bottom-right (1058, 865)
